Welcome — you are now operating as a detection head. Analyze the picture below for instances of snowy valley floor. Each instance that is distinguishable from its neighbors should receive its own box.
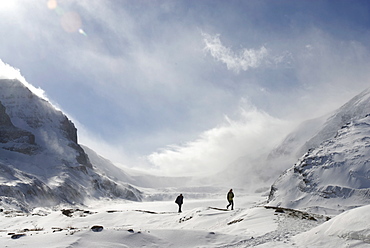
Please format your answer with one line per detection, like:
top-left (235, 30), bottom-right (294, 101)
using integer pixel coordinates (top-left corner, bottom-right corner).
top-left (1, 190), bottom-right (370, 247)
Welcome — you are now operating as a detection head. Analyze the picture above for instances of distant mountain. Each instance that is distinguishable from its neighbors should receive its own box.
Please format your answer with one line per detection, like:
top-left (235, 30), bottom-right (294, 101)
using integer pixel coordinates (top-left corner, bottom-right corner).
top-left (82, 145), bottom-right (193, 190)
top-left (267, 88), bottom-right (370, 215)
top-left (0, 79), bottom-right (141, 212)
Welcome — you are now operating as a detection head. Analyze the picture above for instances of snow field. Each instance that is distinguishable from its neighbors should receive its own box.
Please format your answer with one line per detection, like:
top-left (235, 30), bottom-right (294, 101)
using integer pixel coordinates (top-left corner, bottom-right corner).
top-left (0, 194), bottom-right (276, 247)
top-left (1, 192), bottom-right (370, 247)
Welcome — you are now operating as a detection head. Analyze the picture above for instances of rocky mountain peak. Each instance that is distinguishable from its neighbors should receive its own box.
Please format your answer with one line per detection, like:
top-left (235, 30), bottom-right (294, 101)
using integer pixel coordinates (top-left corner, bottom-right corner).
top-left (0, 78), bottom-right (141, 211)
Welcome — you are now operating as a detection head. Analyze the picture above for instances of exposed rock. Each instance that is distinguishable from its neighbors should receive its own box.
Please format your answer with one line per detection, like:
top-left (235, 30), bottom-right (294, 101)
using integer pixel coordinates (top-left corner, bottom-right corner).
top-left (0, 100), bottom-right (37, 154)
top-left (62, 209), bottom-right (74, 217)
top-left (91, 226), bottom-right (104, 232)
top-left (11, 233), bottom-right (26, 239)
top-left (0, 78), bottom-right (142, 212)
top-left (91, 225), bottom-right (104, 232)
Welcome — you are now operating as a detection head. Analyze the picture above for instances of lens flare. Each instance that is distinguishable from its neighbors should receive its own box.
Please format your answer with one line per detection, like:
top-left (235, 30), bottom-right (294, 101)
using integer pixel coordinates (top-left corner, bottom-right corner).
top-left (79, 28), bottom-right (87, 36)
top-left (47, 0), bottom-right (57, 9)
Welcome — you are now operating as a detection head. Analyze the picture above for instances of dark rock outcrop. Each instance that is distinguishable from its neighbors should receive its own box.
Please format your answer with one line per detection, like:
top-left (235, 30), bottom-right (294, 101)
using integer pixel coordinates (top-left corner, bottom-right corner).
top-left (0, 100), bottom-right (37, 154)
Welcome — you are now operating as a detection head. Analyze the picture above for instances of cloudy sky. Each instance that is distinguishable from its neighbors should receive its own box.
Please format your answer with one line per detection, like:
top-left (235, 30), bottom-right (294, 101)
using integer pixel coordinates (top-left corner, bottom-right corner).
top-left (1, 0), bottom-right (370, 177)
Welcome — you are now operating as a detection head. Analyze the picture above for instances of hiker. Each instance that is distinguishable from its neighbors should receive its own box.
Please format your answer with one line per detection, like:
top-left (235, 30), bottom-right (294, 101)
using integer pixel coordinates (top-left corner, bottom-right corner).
top-left (226, 189), bottom-right (234, 210)
top-left (175, 194), bottom-right (184, 213)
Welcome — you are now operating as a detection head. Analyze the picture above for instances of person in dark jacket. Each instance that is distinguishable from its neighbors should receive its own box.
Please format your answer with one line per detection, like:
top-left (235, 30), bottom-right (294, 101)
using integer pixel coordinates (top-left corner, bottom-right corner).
top-left (175, 194), bottom-right (184, 213)
top-left (226, 189), bottom-right (234, 210)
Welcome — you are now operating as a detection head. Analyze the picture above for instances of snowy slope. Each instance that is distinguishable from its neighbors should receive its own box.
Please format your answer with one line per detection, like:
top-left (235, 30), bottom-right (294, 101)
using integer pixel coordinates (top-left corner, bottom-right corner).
top-left (301, 87), bottom-right (370, 155)
top-left (0, 79), bottom-right (141, 211)
top-left (270, 87), bottom-right (370, 161)
top-left (267, 114), bottom-right (370, 215)
top-left (293, 204), bottom-right (370, 247)
top-left (267, 114), bottom-right (328, 162)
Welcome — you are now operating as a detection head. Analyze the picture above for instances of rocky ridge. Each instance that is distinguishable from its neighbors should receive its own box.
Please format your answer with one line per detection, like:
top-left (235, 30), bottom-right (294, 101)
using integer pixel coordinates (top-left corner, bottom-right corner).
top-left (0, 79), bottom-right (141, 211)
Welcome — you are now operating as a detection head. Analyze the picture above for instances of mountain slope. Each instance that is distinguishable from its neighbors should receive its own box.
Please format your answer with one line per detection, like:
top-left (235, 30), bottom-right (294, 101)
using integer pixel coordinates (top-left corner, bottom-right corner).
top-left (300, 87), bottom-right (370, 155)
top-left (270, 87), bottom-right (370, 161)
top-left (267, 114), bottom-right (370, 215)
top-left (0, 79), bottom-right (141, 211)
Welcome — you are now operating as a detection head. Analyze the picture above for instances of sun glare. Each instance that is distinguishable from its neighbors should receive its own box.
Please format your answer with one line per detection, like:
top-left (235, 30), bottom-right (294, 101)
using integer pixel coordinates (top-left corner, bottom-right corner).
top-left (0, 1), bottom-right (18, 12)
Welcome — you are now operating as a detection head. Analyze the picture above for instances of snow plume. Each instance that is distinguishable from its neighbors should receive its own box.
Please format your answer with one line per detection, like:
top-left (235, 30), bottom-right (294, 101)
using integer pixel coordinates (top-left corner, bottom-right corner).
top-left (202, 33), bottom-right (268, 73)
top-left (148, 105), bottom-right (290, 179)
top-left (0, 59), bottom-right (47, 101)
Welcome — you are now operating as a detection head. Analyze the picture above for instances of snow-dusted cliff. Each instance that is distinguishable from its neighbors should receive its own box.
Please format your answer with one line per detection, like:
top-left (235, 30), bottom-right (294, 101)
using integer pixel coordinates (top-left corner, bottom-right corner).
top-left (0, 79), bottom-right (141, 211)
top-left (267, 113), bottom-right (370, 215)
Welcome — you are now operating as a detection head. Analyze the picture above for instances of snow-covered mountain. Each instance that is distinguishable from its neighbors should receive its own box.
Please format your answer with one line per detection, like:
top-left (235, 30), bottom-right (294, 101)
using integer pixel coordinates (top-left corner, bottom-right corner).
top-left (267, 88), bottom-right (370, 215)
top-left (270, 88), bottom-right (370, 161)
top-left (0, 79), bottom-right (141, 212)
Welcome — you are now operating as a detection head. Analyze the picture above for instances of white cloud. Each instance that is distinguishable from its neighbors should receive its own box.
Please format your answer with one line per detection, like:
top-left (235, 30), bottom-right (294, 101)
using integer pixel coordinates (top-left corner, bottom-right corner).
top-left (202, 33), bottom-right (269, 73)
top-left (147, 104), bottom-right (290, 177)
